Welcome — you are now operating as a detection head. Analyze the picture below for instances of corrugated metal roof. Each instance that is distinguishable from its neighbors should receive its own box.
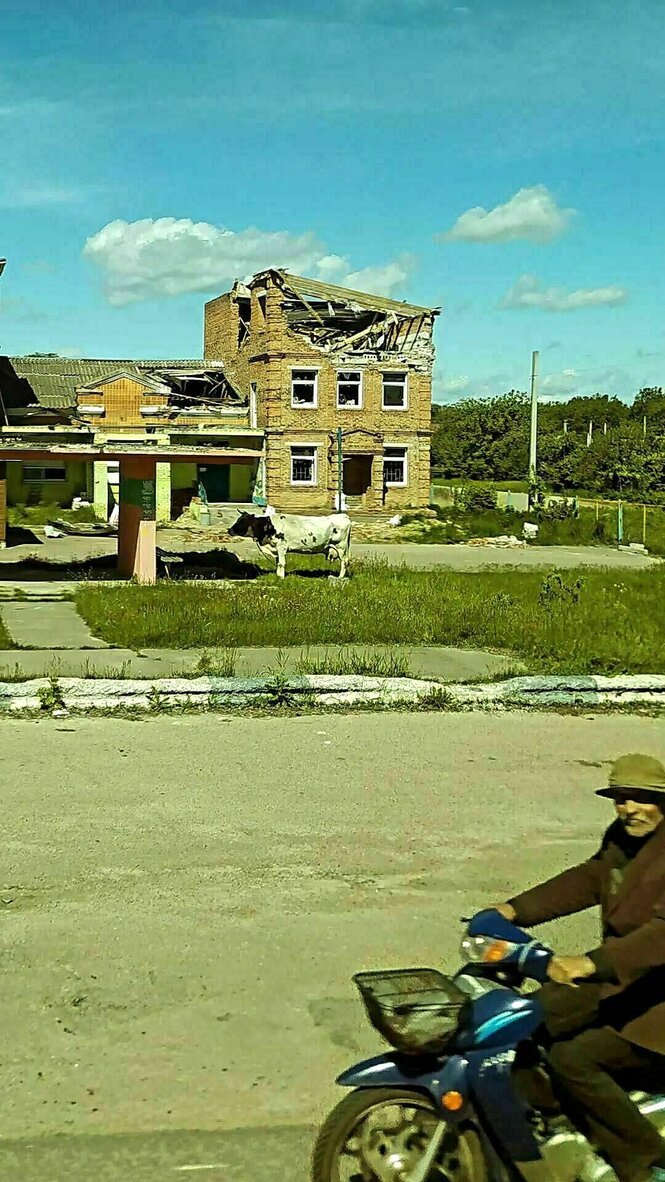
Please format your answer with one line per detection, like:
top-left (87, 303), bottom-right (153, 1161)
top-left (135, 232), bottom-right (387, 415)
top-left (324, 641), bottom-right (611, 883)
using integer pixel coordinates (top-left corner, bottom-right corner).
top-left (263, 270), bottom-right (439, 317)
top-left (5, 357), bottom-right (229, 408)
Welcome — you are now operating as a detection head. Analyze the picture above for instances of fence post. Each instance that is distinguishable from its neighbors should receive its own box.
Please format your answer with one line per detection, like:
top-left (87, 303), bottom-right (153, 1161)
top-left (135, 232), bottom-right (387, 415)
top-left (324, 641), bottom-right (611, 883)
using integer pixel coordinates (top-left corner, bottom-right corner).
top-left (617, 501), bottom-right (624, 546)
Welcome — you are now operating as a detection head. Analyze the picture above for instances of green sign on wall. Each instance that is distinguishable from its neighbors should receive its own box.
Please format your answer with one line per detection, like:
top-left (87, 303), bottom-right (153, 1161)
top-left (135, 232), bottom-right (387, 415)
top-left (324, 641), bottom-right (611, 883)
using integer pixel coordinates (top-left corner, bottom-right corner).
top-left (120, 476), bottom-right (156, 520)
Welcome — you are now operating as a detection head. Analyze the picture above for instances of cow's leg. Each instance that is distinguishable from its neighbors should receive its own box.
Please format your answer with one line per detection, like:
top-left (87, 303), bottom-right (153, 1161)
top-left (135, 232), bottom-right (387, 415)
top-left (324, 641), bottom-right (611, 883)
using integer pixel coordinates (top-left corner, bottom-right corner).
top-left (338, 545), bottom-right (350, 579)
top-left (275, 539), bottom-right (288, 579)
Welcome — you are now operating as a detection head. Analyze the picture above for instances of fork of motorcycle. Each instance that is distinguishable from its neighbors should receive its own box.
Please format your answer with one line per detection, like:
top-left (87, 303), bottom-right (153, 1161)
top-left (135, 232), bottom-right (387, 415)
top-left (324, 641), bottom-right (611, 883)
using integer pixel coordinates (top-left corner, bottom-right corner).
top-left (404, 1122), bottom-right (448, 1182)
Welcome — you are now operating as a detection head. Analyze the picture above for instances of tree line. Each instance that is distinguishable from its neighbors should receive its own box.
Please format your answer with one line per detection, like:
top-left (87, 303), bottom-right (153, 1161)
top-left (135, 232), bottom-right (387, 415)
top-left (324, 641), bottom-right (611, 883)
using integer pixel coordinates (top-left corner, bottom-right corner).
top-left (431, 388), bottom-right (665, 500)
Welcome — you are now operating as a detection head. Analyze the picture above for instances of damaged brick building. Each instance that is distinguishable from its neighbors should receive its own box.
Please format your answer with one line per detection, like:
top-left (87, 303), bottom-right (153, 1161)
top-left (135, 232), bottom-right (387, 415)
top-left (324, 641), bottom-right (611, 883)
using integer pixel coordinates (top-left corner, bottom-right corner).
top-left (0, 268), bottom-right (439, 540)
top-left (204, 268), bottom-right (439, 513)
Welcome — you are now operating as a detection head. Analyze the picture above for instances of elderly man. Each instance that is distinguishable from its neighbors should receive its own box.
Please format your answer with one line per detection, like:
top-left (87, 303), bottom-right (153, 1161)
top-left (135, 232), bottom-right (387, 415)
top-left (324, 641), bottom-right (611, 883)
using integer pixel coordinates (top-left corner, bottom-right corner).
top-left (495, 753), bottom-right (665, 1182)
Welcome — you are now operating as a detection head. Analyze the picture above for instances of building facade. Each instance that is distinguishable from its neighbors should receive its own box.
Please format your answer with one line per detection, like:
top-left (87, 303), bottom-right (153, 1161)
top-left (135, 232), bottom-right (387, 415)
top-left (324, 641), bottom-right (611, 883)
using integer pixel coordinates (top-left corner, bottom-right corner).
top-left (204, 269), bottom-right (439, 513)
top-left (1, 270), bottom-right (438, 526)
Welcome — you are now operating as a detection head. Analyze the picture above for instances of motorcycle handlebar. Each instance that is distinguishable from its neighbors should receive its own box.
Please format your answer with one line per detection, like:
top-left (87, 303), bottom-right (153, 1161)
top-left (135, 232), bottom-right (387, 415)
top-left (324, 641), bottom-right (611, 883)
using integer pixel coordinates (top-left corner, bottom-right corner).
top-left (463, 909), bottom-right (554, 983)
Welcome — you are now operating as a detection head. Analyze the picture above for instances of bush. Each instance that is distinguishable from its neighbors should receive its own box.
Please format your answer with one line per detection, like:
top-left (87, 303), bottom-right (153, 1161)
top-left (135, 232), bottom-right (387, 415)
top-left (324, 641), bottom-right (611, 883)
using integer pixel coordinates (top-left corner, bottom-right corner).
top-left (453, 484), bottom-right (498, 512)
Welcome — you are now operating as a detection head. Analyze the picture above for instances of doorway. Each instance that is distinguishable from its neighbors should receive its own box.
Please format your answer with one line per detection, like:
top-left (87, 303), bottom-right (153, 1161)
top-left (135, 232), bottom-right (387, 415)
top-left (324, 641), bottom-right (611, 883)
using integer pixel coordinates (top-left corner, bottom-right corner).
top-left (198, 464), bottom-right (230, 502)
top-left (343, 455), bottom-right (373, 497)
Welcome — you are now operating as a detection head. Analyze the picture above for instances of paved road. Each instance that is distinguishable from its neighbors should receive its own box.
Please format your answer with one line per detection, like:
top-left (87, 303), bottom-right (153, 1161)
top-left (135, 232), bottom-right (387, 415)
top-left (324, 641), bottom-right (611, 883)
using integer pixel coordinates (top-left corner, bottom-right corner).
top-left (352, 542), bottom-right (658, 570)
top-left (1, 712), bottom-right (663, 1180)
top-left (0, 532), bottom-right (657, 575)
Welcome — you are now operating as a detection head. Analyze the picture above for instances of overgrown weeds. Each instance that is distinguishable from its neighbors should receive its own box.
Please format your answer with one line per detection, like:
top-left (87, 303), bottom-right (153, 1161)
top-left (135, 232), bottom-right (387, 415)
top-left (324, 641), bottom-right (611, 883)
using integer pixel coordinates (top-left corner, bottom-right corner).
top-left (0, 616), bottom-right (14, 649)
top-left (295, 647), bottom-right (411, 677)
top-left (8, 503), bottom-right (98, 527)
top-left (37, 676), bottom-right (66, 712)
top-left (75, 565), bottom-right (665, 675)
top-left (194, 648), bottom-right (238, 677)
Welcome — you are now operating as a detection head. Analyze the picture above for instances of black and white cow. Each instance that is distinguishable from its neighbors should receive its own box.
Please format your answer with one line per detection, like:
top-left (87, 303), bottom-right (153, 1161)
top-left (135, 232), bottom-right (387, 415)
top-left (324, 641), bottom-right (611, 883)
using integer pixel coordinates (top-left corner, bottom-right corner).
top-left (228, 509), bottom-right (352, 579)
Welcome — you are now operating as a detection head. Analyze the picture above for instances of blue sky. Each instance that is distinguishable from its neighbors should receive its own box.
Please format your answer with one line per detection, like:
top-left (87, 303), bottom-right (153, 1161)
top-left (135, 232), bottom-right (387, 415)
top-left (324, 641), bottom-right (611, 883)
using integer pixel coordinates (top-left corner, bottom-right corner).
top-left (1, 0), bottom-right (663, 401)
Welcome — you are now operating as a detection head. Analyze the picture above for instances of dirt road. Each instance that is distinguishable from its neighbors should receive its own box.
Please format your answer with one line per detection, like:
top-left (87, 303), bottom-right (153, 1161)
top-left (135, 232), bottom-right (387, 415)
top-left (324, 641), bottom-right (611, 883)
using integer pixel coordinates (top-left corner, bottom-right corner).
top-left (1, 712), bottom-right (662, 1180)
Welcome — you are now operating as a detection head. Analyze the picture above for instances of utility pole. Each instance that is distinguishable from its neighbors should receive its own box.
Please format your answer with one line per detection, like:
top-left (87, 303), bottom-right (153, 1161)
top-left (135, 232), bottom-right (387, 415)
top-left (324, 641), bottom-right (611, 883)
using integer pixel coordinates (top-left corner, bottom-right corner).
top-left (587, 420), bottom-right (593, 447)
top-left (528, 350), bottom-right (539, 481)
top-left (643, 415), bottom-right (647, 438)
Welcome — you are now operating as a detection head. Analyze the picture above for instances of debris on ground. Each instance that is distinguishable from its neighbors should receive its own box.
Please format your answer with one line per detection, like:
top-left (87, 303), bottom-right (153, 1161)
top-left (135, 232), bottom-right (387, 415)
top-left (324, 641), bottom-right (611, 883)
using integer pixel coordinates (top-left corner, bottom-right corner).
top-left (466, 535), bottom-right (526, 548)
top-left (48, 519), bottom-right (117, 538)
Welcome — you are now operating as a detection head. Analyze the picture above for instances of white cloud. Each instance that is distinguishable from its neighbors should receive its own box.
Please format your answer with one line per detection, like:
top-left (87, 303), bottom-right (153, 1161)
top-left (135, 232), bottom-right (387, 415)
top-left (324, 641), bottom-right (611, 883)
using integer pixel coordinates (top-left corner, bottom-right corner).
top-left (541, 368), bottom-right (582, 397)
top-left (439, 185), bottom-right (575, 245)
top-left (0, 185), bottom-right (84, 208)
top-left (441, 374), bottom-right (472, 393)
top-left (83, 217), bottom-right (416, 305)
top-left (343, 255), bottom-right (416, 296)
top-left (500, 273), bottom-right (628, 313)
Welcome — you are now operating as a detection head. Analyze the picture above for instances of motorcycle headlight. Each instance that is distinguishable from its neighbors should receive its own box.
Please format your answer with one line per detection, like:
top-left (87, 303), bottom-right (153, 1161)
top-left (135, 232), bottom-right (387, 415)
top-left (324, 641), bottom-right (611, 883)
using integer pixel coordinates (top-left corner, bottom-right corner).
top-left (461, 935), bottom-right (512, 964)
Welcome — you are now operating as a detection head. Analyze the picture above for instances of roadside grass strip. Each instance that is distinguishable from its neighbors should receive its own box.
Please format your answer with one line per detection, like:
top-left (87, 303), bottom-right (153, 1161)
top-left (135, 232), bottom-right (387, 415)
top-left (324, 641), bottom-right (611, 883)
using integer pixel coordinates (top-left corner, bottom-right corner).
top-left (75, 565), bottom-right (665, 676)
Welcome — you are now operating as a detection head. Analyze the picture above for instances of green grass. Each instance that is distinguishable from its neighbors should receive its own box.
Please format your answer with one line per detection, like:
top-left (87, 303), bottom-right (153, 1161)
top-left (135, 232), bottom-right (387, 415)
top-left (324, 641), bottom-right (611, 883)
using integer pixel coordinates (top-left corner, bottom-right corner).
top-left (0, 616), bottom-right (14, 650)
top-left (294, 647), bottom-right (412, 677)
top-left (75, 564), bottom-right (665, 675)
top-left (8, 503), bottom-right (98, 527)
top-left (421, 504), bottom-right (665, 556)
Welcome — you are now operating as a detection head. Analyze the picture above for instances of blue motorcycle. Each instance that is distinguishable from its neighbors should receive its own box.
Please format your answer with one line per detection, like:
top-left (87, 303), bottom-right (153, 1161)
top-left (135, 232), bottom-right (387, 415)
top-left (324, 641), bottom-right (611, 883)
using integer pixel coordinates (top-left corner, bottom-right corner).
top-left (311, 909), bottom-right (665, 1182)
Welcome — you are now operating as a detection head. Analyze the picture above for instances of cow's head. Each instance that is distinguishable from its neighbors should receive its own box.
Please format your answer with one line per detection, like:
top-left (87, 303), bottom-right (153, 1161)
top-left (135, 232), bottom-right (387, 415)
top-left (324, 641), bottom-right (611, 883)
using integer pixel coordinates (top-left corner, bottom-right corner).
top-left (228, 512), bottom-right (276, 543)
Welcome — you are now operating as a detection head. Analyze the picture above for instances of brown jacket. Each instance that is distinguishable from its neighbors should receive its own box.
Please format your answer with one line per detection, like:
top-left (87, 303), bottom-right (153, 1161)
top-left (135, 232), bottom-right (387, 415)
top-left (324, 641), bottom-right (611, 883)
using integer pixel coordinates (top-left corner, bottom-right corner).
top-left (511, 819), bottom-right (665, 1054)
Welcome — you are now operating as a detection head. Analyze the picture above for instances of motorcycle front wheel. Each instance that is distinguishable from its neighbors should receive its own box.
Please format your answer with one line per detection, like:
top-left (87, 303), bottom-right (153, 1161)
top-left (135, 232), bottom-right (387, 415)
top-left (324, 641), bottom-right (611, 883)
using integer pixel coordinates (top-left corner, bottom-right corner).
top-left (311, 1087), bottom-right (488, 1182)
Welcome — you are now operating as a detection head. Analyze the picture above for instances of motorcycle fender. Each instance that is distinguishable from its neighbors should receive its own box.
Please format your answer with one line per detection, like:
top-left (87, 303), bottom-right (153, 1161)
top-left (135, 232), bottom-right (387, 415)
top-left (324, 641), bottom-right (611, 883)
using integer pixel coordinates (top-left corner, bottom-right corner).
top-left (337, 1054), bottom-right (426, 1090)
top-left (337, 1055), bottom-right (470, 1116)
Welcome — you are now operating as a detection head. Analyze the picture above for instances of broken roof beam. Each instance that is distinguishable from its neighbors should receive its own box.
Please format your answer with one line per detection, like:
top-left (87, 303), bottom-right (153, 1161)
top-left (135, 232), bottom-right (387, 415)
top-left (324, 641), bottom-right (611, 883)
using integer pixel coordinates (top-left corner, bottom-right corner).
top-left (328, 311), bottom-right (421, 354)
top-left (281, 279), bottom-right (327, 326)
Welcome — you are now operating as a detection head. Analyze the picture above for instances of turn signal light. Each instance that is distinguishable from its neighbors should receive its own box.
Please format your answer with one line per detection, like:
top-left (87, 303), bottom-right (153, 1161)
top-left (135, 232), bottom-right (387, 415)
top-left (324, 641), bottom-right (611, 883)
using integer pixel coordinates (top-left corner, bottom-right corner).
top-left (442, 1091), bottom-right (464, 1112)
top-left (483, 939), bottom-right (510, 964)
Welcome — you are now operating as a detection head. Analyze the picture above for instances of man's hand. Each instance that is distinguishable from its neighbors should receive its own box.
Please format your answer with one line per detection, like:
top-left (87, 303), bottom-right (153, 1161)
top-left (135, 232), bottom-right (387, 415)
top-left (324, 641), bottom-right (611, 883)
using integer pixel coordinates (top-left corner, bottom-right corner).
top-left (547, 955), bottom-right (596, 988)
top-left (490, 903), bottom-right (517, 921)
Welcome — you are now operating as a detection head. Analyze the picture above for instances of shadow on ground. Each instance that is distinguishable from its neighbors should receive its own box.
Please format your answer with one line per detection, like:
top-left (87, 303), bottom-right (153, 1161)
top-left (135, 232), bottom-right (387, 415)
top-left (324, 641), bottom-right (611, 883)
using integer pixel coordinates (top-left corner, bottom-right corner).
top-left (5, 526), bottom-right (44, 547)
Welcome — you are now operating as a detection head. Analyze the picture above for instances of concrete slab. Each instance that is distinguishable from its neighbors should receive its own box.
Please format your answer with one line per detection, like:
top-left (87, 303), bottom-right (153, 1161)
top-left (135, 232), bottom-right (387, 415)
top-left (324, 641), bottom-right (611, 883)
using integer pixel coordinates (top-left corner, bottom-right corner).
top-left (0, 601), bottom-right (109, 649)
top-left (0, 643), bottom-right (523, 681)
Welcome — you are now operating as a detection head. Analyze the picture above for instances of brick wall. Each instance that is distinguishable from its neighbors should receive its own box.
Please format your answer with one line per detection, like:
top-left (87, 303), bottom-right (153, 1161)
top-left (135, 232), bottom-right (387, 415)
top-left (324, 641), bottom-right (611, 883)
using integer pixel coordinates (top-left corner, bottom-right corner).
top-left (204, 292), bottom-right (253, 398)
top-left (203, 272), bottom-right (435, 513)
top-left (78, 378), bottom-right (169, 428)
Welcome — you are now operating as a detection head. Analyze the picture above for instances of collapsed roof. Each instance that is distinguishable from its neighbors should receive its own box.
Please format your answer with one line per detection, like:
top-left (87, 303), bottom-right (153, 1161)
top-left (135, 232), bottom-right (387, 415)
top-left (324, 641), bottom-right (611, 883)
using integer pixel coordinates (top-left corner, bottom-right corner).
top-left (249, 269), bottom-right (440, 367)
top-left (0, 356), bottom-right (246, 419)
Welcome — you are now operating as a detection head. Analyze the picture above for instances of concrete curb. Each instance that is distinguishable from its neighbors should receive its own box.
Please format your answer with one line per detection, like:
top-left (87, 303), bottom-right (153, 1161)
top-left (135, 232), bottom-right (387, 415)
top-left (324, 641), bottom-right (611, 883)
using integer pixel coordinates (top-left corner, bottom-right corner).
top-left (0, 674), bottom-right (664, 713)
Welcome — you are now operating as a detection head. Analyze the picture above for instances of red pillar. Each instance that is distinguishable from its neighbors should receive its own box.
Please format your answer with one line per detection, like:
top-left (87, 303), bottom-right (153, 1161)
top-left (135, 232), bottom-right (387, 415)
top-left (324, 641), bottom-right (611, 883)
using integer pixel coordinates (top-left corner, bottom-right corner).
top-left (117, 457), bottom-right (157, 583)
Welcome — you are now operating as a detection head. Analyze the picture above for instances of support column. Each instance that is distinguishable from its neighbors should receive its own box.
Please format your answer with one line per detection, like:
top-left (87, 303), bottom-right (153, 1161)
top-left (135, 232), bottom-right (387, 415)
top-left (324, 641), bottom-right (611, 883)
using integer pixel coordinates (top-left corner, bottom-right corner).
top-left (93, 461), bottom-right (109, 520)
top-left (156, 462), bottom-right (172, 523)
top-left (117, 457), bottom-right (157, 584)
top-left (0, 462), bottom-right (6, 549)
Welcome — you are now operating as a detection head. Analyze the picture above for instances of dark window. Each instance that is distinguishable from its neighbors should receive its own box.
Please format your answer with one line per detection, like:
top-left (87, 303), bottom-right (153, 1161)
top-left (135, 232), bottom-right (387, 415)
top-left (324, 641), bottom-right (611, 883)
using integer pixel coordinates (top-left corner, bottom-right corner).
top-left (290, 446), bottom-right (317, 484)
top-left (382, 372), bottom-right (408, 409)
top-left (291, 369), bottom-right (318, 407)
top-left (383, 447), bottom-right (408, 486)
top-left (237, 298), bottom-right (251, 346)
top-left (337, 370), bottom-right (362, 408)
